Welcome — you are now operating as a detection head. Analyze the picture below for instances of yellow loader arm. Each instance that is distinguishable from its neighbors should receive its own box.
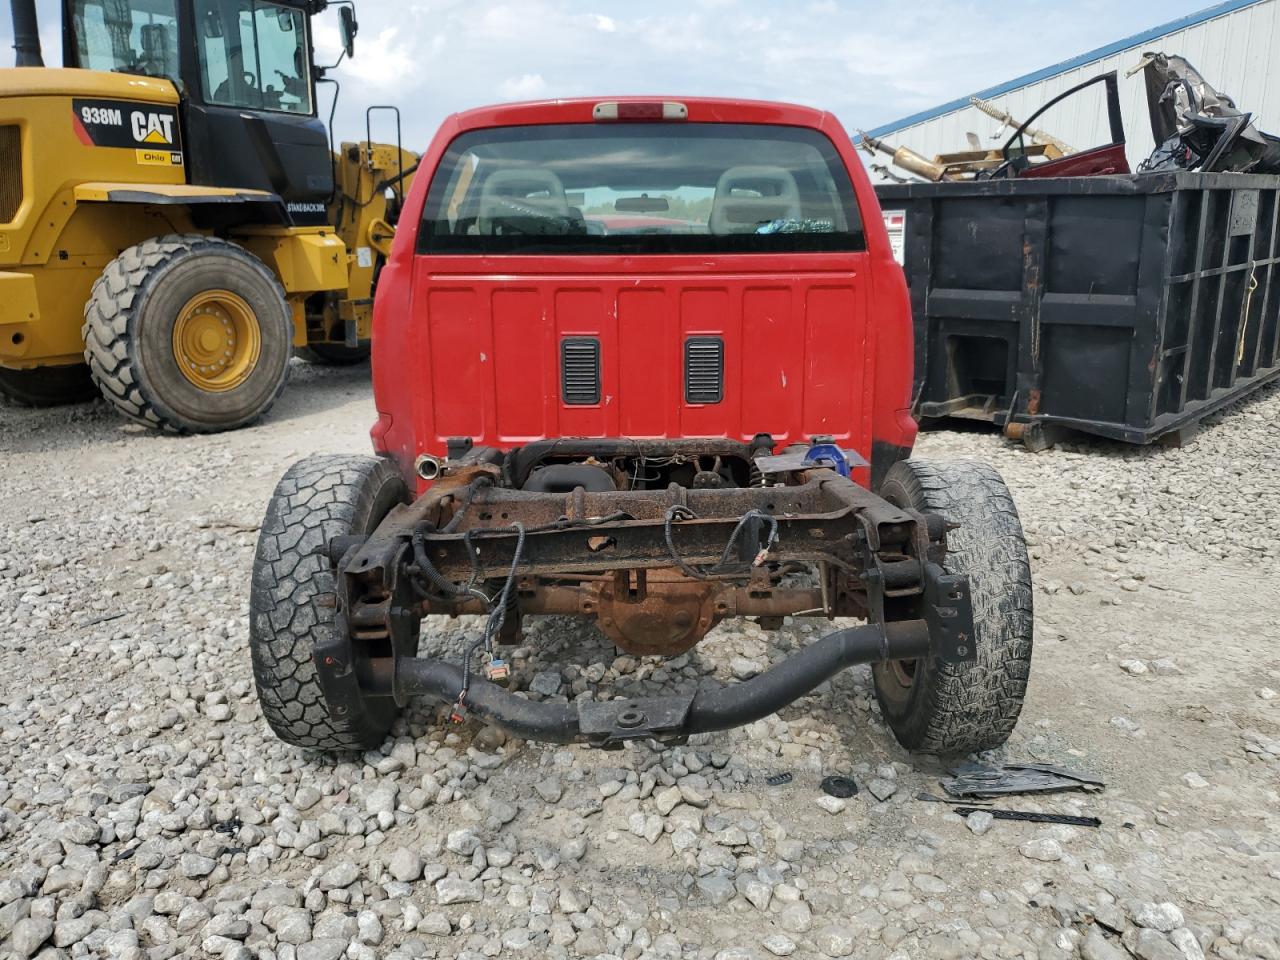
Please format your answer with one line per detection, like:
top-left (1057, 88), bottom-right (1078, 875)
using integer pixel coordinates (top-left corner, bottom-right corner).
top-left (313, 141), bottom-right (420, 349)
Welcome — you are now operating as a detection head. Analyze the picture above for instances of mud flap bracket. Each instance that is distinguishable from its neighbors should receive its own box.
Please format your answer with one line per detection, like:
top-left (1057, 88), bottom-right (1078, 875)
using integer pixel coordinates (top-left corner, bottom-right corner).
top-left (318, 536), bottom-right (419, 715)
top-left (923, 562), bottom-right (976, 665)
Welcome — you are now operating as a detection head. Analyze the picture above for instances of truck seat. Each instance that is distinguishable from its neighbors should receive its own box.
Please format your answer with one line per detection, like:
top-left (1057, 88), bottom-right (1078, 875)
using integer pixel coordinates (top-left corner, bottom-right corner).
top-left (709, 166), bottom-right (801, 234)
top-left (477, 168), bottom-right (573, 235)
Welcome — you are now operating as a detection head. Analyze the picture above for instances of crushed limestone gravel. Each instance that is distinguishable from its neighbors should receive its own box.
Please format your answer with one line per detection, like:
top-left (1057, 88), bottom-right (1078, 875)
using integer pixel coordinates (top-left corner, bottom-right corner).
top-left (1, 364), bottom-right (1278, 959)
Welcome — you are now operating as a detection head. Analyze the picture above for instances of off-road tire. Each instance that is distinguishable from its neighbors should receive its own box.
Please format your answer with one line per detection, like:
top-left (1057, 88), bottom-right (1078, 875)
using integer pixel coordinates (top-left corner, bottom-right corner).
top-left (82, 234), bottom-right (292, 433)
top-left (872, 459), bottom-right (1033, 754)
top-left (0, 363), bottom-right (97, 406)
top-left (298, 341), bottom-right (371, 365)
top-left (249, 454), bottom-right (410, 750)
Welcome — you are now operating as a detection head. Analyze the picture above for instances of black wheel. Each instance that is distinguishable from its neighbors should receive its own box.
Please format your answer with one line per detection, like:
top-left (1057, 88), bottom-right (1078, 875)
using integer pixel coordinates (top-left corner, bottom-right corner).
top-left (298, 341), bottom-right (371, 365)
top-left (249, 454), bottom-right (413, 750)
top-left (82, 234), bottom-right (292, 433)
top-left (0, 364), bottom-right (97, 407)
top-left (872, 459), bottom-right (1033, 754)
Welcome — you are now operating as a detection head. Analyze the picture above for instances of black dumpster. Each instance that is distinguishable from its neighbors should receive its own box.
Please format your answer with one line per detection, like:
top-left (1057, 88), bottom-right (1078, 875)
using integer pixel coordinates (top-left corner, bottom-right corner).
top-left (875, 172), bottom-right (1280, 447)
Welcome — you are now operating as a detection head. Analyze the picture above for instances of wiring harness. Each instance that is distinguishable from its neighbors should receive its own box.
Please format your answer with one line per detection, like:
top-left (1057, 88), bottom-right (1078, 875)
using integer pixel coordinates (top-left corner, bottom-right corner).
top-left (406, 474), bottom-right (784, 721)
top-left (664, 505), bottom-right (779, 580)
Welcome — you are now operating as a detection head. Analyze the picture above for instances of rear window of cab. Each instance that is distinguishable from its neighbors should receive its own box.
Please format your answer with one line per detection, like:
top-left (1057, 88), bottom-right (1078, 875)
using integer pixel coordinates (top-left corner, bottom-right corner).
top-left (419, 123), bottom-right (865, 255)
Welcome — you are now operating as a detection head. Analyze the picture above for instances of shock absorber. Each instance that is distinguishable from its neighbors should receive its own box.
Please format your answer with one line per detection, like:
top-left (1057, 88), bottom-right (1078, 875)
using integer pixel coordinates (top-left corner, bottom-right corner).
top-left (748, 433), bottom-right (774, 487)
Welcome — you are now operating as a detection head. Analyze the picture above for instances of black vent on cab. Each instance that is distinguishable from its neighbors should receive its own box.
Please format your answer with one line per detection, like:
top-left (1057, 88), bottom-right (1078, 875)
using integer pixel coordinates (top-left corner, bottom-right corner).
top-left (684, 336), bottom-right (724, 404)
top-left (561, 337), bottom-right (601, 405)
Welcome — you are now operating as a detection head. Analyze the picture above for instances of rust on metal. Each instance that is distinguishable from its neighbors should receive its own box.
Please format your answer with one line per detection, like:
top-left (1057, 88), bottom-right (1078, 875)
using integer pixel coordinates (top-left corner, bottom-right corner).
top-left (343, 463), bottom-right (945, 660)
top-left (592, 568), bottom-right (718, 655)
top-left (386, 569), bottom-right (841, 656)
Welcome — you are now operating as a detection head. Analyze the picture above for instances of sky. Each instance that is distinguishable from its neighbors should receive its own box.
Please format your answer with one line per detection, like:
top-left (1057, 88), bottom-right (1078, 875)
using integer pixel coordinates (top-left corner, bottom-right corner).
top-left (5, 0), bottom-right (1217, 149)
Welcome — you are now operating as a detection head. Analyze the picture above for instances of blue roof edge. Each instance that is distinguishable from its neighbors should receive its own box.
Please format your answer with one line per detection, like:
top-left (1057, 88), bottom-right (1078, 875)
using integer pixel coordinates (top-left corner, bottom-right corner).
top-left (860, 0), bottom-right (1266, 139)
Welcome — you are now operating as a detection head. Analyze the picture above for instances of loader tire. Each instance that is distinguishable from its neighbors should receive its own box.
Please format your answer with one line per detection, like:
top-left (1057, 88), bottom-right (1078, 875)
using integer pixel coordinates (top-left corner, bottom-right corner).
top-left (82, 234), bottom-right (292, 433)
top-left (249, 454), bottom-right (412, 751)
top-left (872, 459), bottom-right (1033, 755)
top-left (298, 342), bottom-right (371, 365)
top-left (0, 363), bottom-right (97, 406)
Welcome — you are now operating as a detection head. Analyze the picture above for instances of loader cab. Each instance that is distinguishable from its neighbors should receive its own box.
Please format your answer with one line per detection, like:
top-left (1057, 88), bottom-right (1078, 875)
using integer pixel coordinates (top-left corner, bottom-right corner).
top-left (61, 0), bottom-right (342, 224)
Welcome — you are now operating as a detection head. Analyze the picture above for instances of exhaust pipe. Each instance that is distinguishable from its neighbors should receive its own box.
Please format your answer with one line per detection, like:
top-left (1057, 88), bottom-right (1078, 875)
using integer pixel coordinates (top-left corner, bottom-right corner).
top-left (414, 454), bottom-right (443, 481)
top-left (10, 0), bottom-right (43, 67)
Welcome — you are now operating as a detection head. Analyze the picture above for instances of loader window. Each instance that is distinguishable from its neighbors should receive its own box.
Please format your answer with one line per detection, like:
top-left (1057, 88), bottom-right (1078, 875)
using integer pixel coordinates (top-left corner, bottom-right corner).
top-left (71, 0), bottom-right (180, 83)
top-left (420, 123), bottom-right (865, 255)
top-left (196, 0), bottom-right (312, 115)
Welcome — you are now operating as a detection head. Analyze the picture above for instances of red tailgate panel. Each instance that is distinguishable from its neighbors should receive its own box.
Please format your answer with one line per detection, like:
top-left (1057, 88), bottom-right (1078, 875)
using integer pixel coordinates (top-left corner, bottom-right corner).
top-left (740, 287), bottom-right (802, 441)
top-left (426, 288), bottom-right (487, 439)
top-left (555, 288), bottom-right (614, 438)
top-left (678, 286), bottom-right (735, 439)
top-left (490, 288), bottom-right (550, 439)
top-left (410, 263), bottom-right (871, 459)
top-left (617, 288), bottom-right (671, 438)
top-left (803, 285), bottom-right (865, 442)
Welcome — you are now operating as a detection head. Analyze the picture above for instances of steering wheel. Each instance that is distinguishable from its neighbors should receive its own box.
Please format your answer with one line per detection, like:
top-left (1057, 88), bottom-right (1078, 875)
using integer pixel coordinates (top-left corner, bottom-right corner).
top-left (243, 71), bottom-right (258, 89)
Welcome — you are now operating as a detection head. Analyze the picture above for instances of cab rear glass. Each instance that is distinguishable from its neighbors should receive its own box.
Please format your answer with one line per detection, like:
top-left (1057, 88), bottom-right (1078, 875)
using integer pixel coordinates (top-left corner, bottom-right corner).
top-left (419, 122), bottom-right (865, 255)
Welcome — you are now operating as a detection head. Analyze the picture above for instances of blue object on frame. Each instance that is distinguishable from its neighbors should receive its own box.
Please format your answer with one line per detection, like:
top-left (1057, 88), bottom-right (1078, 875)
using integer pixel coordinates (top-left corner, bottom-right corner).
top-left (804, 443), bottom-right (851, 478)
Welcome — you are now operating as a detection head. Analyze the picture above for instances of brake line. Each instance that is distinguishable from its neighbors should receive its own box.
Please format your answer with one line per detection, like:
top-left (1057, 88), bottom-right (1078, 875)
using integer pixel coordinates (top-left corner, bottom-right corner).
top-left (663, 505), bottom-right (779, 580)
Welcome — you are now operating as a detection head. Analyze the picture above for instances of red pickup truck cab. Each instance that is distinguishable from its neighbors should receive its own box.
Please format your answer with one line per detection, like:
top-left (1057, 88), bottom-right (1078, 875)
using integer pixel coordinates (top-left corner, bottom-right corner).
top-left (369, 97), bottom-right (917, 492)
top-left (249, 98), bottom-right (1033, 760)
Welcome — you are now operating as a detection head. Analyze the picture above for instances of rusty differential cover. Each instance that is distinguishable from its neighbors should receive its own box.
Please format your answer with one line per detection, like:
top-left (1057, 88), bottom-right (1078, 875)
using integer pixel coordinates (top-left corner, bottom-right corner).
top-left (591, 569), bottom-right (720, 657)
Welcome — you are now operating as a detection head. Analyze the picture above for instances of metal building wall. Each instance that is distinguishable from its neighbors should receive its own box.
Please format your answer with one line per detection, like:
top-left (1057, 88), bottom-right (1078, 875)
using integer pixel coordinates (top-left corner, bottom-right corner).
top-left (865, 0), bottom-right (1278, 179)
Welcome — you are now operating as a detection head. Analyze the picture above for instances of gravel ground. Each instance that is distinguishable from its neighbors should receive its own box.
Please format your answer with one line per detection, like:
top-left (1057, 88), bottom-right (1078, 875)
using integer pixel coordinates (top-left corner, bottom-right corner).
top-left (2, 361), bottom-right (1278, 960)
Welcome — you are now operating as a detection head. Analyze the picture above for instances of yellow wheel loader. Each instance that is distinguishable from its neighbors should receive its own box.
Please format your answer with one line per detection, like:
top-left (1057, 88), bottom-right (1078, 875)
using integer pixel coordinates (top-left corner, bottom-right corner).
top-left (0, 0), bottom-right (416, 432)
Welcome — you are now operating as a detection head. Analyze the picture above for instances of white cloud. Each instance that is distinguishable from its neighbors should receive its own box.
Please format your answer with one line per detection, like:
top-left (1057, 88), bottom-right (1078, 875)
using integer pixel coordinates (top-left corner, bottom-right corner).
top-left (499, 73), bottom-right (549, 99)
top-left (308, 0), bottom-right (1225, 151)
top-left (315, 24), bottom-right (415, 92)
top-left (0, 0), bottom-right (1214, 158)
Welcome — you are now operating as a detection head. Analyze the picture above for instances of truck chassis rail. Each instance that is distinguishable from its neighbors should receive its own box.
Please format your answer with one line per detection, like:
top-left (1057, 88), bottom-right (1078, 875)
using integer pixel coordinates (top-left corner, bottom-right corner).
top-left (309, 443), bottom-right (977, 748)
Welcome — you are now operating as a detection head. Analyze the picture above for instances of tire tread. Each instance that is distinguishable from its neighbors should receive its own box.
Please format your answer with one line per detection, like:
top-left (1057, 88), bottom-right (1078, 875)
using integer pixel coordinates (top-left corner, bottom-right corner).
top-left (249, 454), bottom-right (405, 751)
top-left (81, 234), bottom-right (290, 433)
top-left (875, 459), bottom-right (1034, 754)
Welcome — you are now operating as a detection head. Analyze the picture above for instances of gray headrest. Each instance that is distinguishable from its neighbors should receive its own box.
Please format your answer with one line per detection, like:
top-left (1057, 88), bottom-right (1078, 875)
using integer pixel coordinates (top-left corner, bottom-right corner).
top-left (709, 166), bottom-right (801, 234)
top-left (477, 168), bottom-right (572, 232)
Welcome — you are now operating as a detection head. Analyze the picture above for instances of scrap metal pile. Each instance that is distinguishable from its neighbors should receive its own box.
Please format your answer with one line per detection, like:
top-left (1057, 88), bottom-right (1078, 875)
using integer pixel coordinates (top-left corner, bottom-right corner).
top-left (858, 97), bottom-right (1072, 183)
top-left (863, 52), bottom-right (1280, 182)
top-left (1132, 52), bottom-right (1280, 174)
